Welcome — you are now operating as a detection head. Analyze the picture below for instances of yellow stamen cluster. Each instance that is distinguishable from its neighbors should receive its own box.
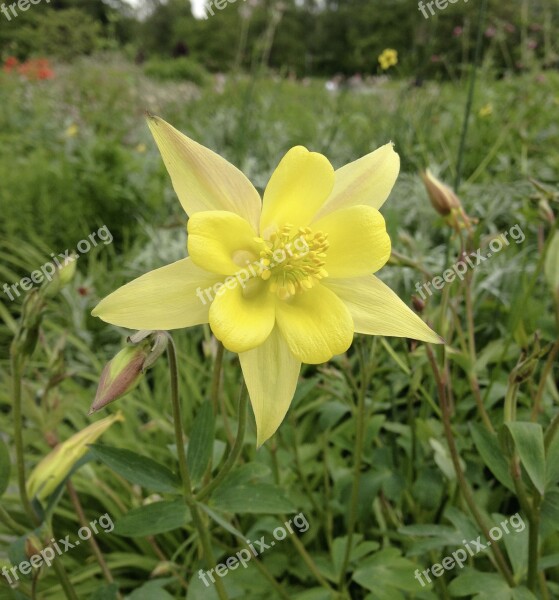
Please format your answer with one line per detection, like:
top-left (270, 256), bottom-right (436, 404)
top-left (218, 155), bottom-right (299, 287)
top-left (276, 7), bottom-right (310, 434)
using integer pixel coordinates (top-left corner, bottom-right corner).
top-left (256, 224), bottom-right (329, 300)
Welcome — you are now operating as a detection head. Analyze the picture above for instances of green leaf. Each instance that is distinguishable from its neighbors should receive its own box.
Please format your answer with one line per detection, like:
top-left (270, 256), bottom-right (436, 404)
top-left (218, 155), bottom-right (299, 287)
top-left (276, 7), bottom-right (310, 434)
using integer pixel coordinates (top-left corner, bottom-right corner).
top-left (200, 465), bottom-right (282, 526)
top-left (0, 436), bottom-right (11, 498)
top-left (214, 462), bottom-right (271, 488)
top-left (127, 578), bottom-right (175, 600)
top-left (352, 548), bottom-right (419, 594)
top-left (448, 569), bottom-right (535, 599)
top-left (210, 481), bottom-right (297, 514)
top-left (504, 422), bottom-right (546, 494)
top-left (89, 445), bottom-right (180, 493)
top-left (90, 583), bottom-right (119, 600)
top-left (186, 402), bottom-right (215, 485)
top-left (492, 512), bottom-right (528, 579)
top-left (470, 423), bottom-right (514, 492)
top-left (114, 499), bottom-right (190, 537)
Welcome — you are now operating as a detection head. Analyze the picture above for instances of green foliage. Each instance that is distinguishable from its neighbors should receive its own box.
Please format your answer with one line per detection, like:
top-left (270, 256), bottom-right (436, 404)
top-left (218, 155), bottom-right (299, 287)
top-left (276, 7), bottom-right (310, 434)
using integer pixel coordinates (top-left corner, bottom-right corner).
top-left (89, 445), bottom-right (181, 493)
top-left (0, 50), bottom-right (558, 599)
top-left (30, 9), bottom-right (101, 60)
top-left (144, 57), bottom-right (210, 85)
top-left (113, 500), bottom-right (191, 537)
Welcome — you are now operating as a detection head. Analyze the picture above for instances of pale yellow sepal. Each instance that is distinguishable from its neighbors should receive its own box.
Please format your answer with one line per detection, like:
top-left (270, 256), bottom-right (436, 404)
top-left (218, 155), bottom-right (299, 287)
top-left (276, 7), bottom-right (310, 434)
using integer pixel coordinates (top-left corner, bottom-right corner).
top-left (92, 258), bottom-right (221, 331)
top-left (325, 275), bottom-right (443, 344)
top-left (147, 115), bottom-right (262, 230)
top-left (239, 328), bottom-right (301, 446)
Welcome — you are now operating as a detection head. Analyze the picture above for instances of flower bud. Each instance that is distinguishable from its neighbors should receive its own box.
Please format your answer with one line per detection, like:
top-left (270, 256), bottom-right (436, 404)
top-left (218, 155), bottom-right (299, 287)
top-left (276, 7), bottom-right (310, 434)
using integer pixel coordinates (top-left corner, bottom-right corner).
top-left (89, 332), bottom-right (168, 414)
top-left (89, 343), bottom-right (151, 414)
top-left (58, 254), bottom-right (78, 286)
top-left (27, 412), bottom-right (124, 502)
top-left (420, 169), bottom-right (461, 217)
top-left (151, 562), bottom-right (174, 578)
top-left (42, 254), bottom-right (77, 298)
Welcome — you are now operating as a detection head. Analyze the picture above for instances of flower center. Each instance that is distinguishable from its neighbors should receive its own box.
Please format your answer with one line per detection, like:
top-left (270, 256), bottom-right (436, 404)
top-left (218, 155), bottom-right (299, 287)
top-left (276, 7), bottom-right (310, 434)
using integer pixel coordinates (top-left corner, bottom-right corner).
top-left (255, 224), bottom-right (329, 300)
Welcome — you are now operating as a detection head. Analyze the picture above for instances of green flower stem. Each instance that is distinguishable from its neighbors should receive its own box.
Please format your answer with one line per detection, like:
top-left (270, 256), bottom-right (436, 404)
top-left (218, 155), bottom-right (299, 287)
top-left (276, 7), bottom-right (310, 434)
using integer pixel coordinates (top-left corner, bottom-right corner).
top-left (504, 374), bottom-right (542, 592)
top-left (51, 559), bottom-right (79, 600)
top-left (527, 494), bottom-right (542, 592)
top-left (210, 342), bottom-right (225, 415)
top-left (196, 384), bottom-right (248, 503)
top-left (287, 522), bottom-right (335, 593)
top-left (338, 339), bottom-right (369, 591)
top-left (464, 270), bottom-right (494, 433)
top-left (426, 346), bottom-right (515, 587)
top-left (203, 341), bottom-right (226, 485)
top-left (67, 482), bottom-right (119, 594)
top-left (164, 333), bottom-right (228, 600)
top-left (10, 353), bottom-right (38, 526)
top-left (504, 382), bottom-right (520, 424)
top-left (11, 339), bottom-right (79, 600)
top-left (0, 504), bottom-right (27, 536)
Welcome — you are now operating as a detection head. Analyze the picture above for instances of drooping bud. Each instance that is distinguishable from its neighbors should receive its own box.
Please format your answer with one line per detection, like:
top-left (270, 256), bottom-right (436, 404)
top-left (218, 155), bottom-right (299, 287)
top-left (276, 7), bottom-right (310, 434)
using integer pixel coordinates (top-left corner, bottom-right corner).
top-left (42, 253), bottom-right (78, 298)
top-left (420, 169), bottom-right (461, 217)
top-left (89, 343), bottom-right (150, 414)
top-left (58, 253), bottom-right (78, 286)
top-left (26, 412), bottom-right (124, 502)
top-left (89, 331), bottom-right (168, 414)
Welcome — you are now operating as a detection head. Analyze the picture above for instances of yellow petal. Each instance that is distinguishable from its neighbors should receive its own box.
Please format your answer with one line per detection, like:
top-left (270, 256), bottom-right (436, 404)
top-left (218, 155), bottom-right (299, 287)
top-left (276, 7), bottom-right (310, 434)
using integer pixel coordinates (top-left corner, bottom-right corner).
top-left (27, 413), bottom-right (124, 502)
top-left (313, 205), bottom-right (391, 278)
top-left (187, 211), bottom-right (261, 275)
top-left (92, 258), bottom-right (221, 330)
top-left (209, 279), bottom-right (276, 353)
top-left (275, 284), bottom-right (353, 363)
top-left (147, 116), bottom-right (261, 230)
top-left (239, 327), bottom-right (301, 446)
top-left (313, 143), bottom-right (400, 220)
top-left (260, 146), bottom-right (335, 235)
top-left (324, 275), bottom-right (443, 343)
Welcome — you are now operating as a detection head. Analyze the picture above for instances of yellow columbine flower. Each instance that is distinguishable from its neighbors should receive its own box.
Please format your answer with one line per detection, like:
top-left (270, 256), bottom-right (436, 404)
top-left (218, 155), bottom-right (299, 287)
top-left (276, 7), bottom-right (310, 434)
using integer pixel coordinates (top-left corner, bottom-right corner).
top-left (65, 123), bottom-right (79, 138)
top-left (92, 116), bottom-right (442, 445)
top-left (478, 103), bottom-right (493, 118)
top-left (378, 49), bottom-right (398, 71)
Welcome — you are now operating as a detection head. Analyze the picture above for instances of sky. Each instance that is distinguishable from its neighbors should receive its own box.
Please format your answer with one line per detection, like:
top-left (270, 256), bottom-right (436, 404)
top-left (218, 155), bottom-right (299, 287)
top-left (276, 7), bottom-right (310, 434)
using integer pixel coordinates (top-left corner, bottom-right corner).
top-left (124, 0), bottom-right (208, 19)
